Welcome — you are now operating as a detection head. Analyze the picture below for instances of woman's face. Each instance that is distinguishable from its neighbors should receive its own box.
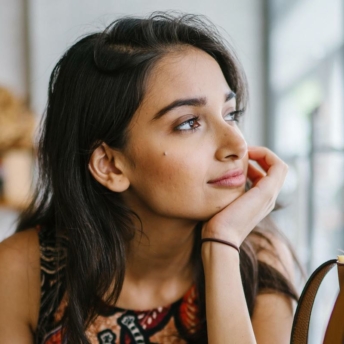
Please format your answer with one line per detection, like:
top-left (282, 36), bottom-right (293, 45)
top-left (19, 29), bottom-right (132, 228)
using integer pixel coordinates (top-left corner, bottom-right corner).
top-left (121, 47), bottom-right (249, 222)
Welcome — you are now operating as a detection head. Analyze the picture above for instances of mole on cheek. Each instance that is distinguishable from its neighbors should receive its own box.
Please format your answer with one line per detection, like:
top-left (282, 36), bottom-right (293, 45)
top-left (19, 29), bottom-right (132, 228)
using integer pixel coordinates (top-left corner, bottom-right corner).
top-left (163, 151), bottom-right (168, 156)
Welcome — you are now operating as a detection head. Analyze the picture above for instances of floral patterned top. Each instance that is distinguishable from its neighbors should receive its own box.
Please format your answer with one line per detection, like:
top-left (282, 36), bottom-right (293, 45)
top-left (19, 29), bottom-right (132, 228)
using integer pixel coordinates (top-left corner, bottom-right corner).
top-left (35, 226), bottom-right (200, 344)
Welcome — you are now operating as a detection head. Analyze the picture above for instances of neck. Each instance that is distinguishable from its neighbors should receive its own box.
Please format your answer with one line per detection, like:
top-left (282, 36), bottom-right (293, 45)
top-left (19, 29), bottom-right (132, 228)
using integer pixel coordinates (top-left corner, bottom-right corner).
top-left (126, 216), bottom-right (198, 282)
top-left (115, 212), bottom-right (199, 310)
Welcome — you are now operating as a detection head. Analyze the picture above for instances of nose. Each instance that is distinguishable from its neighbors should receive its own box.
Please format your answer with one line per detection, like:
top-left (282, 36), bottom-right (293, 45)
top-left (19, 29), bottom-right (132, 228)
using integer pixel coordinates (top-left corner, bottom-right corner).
top-left (214, 123), bottom-right (247, 161)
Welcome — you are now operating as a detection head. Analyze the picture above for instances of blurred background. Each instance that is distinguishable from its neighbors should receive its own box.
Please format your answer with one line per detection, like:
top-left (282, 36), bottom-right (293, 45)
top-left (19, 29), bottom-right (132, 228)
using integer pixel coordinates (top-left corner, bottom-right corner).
top-left (0, 0), bottom-right (343, 342)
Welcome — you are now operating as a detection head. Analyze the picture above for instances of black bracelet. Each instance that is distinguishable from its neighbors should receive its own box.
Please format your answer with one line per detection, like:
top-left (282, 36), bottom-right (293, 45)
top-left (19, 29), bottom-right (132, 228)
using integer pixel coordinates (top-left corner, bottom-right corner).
top-left (201, 238), bottom-right (240, 254)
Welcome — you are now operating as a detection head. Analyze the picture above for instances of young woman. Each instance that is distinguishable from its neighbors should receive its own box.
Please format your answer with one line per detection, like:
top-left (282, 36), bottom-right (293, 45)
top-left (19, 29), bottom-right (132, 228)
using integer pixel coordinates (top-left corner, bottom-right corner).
top-left (0, 12), bottom-right (298, 343)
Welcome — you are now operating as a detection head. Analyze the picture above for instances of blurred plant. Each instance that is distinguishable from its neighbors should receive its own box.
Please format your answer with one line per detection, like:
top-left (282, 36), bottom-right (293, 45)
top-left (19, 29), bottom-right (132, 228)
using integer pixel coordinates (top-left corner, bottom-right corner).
top-left (0, 86), bottom-right (35, 154)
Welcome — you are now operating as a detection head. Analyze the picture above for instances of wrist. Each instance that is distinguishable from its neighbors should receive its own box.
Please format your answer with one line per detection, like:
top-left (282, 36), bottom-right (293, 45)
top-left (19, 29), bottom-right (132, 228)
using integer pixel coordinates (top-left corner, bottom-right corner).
top-left (201, 238), bottom-right (240, 253)
top-left (201, 224), bottom-right (241, 248)
top-left (201, 240), bottom-right (240, 269)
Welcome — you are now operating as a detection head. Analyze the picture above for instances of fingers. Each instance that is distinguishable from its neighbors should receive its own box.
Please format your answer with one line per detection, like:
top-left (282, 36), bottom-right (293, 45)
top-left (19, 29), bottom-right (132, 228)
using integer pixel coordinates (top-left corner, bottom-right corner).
top-left (203, 146), bottom-right (288, 246)
top-left (248, 146), bottom-right (279, 169)
top-left (247, 146), bottom-right (288, 203)
top-left (248, 147), bottom-right (271, 171)
top-left (247, 163), bottom-right (265, 186)
top-left (248, 146), bottom-right (288, 179)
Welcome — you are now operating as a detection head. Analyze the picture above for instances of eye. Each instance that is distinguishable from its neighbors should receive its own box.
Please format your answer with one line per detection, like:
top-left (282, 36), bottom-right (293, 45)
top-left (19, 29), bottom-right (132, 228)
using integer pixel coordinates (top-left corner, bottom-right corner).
top-left (175, 116), bottom-right (201, 131)
top-left (224, 110), bottom-right (244, 123)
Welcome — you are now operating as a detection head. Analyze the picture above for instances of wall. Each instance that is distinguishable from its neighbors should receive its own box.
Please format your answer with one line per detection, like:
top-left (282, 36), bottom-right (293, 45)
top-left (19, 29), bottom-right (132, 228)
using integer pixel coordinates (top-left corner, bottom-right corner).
top-left (0, 0), bottom-right (265, 145)
top-left (0, 0), bottom-right (28, 97)
top-left (0, 0), bottom-right (265, 238)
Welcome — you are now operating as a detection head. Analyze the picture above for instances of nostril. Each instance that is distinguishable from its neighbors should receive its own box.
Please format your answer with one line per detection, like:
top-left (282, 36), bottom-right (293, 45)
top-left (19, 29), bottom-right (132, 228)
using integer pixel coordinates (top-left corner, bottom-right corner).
top-left (225, 153), bottom-right (238, 160)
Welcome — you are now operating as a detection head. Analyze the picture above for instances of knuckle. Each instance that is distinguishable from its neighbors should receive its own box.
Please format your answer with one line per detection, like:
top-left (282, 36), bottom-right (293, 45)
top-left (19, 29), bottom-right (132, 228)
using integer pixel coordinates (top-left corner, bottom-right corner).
top-left (269, 195), bottom-right (276, 207)
top-left (270, 200), bottom-right (276, 212)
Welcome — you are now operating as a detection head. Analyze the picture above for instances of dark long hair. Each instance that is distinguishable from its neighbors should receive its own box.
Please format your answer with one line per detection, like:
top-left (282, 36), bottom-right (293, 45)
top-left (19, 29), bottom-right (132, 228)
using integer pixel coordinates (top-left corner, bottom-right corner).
top-left (17, 12), bottom-right (298, 343)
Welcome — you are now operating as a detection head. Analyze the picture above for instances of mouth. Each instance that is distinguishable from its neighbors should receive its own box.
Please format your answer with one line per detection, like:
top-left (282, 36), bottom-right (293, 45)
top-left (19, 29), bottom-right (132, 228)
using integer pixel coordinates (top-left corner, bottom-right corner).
top-left (208, 169), bottom-right (246, 187)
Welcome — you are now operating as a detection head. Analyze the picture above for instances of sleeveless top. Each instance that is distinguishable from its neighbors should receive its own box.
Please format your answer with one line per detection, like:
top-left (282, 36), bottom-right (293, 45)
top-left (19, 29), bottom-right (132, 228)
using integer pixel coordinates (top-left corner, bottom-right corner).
top-left (35, 226), bottom-right (200, 344)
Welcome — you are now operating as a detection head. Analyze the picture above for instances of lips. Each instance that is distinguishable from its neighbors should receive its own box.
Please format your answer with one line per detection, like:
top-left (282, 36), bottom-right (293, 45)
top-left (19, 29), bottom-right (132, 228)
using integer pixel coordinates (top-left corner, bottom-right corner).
top-left (208, 169), bottom-right (246, 187)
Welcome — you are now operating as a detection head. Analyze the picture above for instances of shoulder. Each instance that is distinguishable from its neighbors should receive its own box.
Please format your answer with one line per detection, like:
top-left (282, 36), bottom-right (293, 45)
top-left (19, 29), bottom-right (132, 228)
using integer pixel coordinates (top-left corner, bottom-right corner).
top-left (0, 229), bottom-right (41, 339)
top-left (0, 228), bottom-right (41, 273)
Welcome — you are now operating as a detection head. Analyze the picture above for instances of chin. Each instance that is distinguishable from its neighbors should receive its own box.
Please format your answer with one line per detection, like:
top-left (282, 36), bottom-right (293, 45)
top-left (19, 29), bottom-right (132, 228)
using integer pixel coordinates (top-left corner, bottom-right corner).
top-left (197, 189), bottom-right (245, 221)
top-left (218, 188), bottom-right (246, 208)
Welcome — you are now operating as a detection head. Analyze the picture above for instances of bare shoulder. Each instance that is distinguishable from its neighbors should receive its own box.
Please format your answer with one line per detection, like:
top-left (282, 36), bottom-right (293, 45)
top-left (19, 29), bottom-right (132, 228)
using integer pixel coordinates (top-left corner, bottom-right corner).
top-left (0, 228), bottom-right (41, 273)
top-left (0, 229), bottom-right (41, 342)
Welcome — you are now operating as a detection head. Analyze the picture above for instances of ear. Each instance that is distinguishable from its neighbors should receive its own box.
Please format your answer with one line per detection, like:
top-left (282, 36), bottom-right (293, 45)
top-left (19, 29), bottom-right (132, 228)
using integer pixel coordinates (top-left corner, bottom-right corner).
top-left (88, 143), bottom-right (130, 192)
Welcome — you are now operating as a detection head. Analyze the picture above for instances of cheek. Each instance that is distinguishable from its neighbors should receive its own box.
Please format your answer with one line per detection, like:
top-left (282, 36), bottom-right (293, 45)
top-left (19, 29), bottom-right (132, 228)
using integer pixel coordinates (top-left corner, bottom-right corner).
top-left (129, 140), bottom-right (204, 197)
top-left (128, 147), bottom-right (204, 212)
top-left (141, 150), bottom-right (196, 185)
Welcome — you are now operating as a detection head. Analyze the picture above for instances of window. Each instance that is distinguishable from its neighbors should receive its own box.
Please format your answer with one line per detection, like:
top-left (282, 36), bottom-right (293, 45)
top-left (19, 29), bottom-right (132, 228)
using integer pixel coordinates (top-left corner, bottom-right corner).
top-left (267, 0), bottom-right (344, 341)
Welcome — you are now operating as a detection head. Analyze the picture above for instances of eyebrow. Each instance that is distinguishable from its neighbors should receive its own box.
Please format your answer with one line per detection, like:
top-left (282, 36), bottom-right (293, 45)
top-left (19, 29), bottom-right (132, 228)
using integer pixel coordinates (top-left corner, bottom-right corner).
top-left (152, 91), bottom-right (236, 120)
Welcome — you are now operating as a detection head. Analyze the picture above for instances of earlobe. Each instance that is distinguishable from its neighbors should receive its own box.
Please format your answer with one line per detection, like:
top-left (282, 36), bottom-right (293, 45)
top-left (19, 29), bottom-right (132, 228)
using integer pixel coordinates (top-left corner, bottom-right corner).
top-left (88, 143), bottom-right (130, 192)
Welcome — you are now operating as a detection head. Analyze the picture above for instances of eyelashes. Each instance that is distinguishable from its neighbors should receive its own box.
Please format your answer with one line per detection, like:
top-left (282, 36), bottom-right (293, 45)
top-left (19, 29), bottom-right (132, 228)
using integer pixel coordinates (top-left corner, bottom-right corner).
top-left (174, 109), bottom-right (245, 132)
top-left (224, 109), bottom-right (244, 122)
top-left (175, 116), bottom-right (201, 131)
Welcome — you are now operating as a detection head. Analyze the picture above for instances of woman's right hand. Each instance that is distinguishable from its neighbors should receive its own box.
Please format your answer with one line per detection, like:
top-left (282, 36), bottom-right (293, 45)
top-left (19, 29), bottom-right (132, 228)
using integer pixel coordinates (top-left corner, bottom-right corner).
top-left (201, 146), bottom-right (288, 247)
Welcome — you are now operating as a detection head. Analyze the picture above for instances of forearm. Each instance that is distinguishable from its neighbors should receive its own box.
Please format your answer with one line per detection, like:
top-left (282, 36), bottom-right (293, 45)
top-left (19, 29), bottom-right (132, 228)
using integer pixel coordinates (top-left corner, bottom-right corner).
top-left (202, 242), bottom-right (256, 344)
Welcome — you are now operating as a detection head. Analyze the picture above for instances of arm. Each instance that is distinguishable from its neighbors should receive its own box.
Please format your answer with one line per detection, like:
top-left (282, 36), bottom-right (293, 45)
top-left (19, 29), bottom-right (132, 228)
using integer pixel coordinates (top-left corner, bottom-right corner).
top-left (202, 243), bottom-right (256, 343)
top-left (0, 229), bottom-right (40, 343)
top-left (203, 239), bottom-right (295, 344)
top-left (202, 146), bottom-right (291, 343)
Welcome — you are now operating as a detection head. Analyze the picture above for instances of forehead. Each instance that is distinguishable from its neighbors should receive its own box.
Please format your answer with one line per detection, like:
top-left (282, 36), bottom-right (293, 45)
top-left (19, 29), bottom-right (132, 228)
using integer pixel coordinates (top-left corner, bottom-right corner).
top-left (140, 48), bottom-right (232, 112)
